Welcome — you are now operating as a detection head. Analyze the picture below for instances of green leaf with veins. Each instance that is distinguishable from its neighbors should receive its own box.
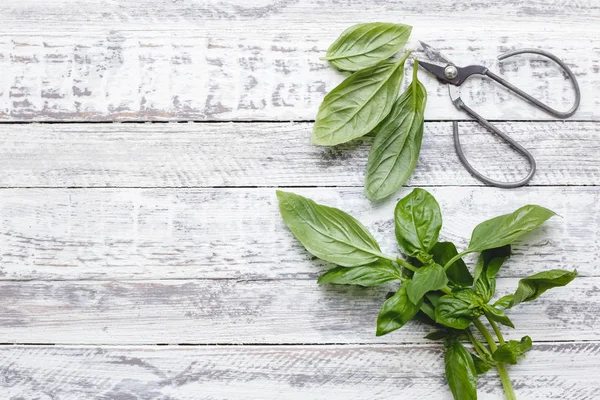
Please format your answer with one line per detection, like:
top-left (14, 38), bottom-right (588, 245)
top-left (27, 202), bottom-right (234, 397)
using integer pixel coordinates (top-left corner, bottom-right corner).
top-left (407, 263), bottom-right (448, 304)
top-left (376, 283), bottom-right (422, 336)
top-left (436, 289), bottom-right (483, 330)
top-left (318, 260), bottom-right (401, 286)
top-left (512, 269), bottom-right (577, 306)
top-left (493, 295), bottom-right (515, 309)
top-left (492, 336), bottom-right (533, 365)
top-left (445, 338), bottom-right (478, 400)
top-left (322, 22), bottom-right (412, 71)
top-left (483, 305), bottom-right (515, 328)
top-left (394, 188), bottom-right (442, 256)
top-left (277, 191), bottom-right (384, 267)
top-left (312, 52), bottom-right (411, 146)
top-left (473, 245), bottom-right (511, 302)
top-left (430, 242), bottom-right (473, 287)
top-left (467, 205), bottom-right (556, 253)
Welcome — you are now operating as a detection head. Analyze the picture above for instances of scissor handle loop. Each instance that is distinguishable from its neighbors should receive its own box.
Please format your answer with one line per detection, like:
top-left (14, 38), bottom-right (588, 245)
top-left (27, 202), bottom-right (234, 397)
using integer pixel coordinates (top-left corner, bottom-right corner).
top-left (490, 48), bottom-right (581, 118)
top-left (451, 101), bottom-right (537, 188)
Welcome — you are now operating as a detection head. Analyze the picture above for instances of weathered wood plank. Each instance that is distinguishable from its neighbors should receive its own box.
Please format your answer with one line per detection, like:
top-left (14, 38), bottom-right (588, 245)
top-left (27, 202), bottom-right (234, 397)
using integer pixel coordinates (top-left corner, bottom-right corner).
top-left (0, 187), bottom-right (594, 280)
top-left (0, 342), bottom-right (598, 399)
top-left (0, 121), bottom-right (598, 187)
top-left (0, 277), bottom-right (592, 344)
top-left (0, 1), bottom-right (597, 121)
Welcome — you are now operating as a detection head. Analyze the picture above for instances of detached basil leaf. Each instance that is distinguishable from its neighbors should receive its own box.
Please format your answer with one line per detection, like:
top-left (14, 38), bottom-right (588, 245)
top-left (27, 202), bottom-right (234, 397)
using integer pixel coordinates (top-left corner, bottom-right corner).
top-left (483, 305), bottom-right (515, 329)
top-left (512, 269), bottom-right (577, 306)
top-left (493, 295), bottom-right (515, 309)
top-left (318, 260), bottom-right (400, 286)
top-left (444, 338), bottom-right (478, 400)
top-left (312, 51), bottom-right (411, 146)
top-left (376, 283), bottom-right (422, 336)
top-left (365, 60), bottom-right (427, 200)
top-left (436, 289), bottom-right (483, 330)
top-left (407, 263), bottom-right (448, 304)
top-left (431, 242), bottom-right (473, 287)
top-left (492, 336), bottom-right (533, 365)
top-left (394, 188), bottom-right (442, 256)
top-left (473, 245), bottom-right (511, 303)
top-left (467, 205), bottom-right (556, 252)
top-left (322, 22), bottom-right (412, 71)
top-left (277, 191), bottom-right (383, 266)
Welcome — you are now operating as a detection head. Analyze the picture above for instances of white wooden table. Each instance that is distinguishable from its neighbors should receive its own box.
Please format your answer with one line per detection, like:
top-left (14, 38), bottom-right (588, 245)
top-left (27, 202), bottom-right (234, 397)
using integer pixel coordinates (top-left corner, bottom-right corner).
top-left (0, 1), bottom-right (599, 399)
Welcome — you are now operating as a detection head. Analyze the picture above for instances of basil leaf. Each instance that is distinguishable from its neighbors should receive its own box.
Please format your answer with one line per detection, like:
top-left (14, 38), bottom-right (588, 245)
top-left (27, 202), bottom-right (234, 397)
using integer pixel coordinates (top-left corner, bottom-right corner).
top-left (424, 330), bottom-right (448, 341)
top-left (431, 242), bottom-right (473, 287)
top-left (376, 283), bottom-right (422, 336)
top-left (467, 205), bottom-right (556, 253)
top-left (472, 353), bottom-right (493, 375)
top-left (492, 336), bottom-right (533, 365)
top-left (407, 263), bottom-right (448, 304)
top-left (425, 291), bottom-right (444, 307)
top-left (418, 304), bottom-right (436, 324)
top-left (493, 295), bottom-right (515, 309)
top-left (317, 260), bottom-right (400, 287)
top-left (322, 22), bottom-right (412, 71)
top-left (277, 191), bottom-right (383, 266)
top-left (436, 289), bottom-right (483, 330)
top-left (473, 246), bottom-right (511, 303)
top-left (312, 51), bottom-right (411, 146)
top-left (365, 60), bottom-right (427, 200)
top-left (444, 338), bottom-right (478, 400)
top-left (483, 305), bottom-right (515, 329)
top-left (512, 269), bottom-right (577, 306)
top-left (394, 188), bottom-right (442, 256)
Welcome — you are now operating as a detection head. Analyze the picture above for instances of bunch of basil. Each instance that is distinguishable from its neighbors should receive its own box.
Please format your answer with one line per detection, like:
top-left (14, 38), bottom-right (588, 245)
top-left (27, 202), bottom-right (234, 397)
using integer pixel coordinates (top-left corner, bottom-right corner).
top-left (277, 189), bottom-right (576, 400)
top-left (315, 22), bottom-right (425, 201)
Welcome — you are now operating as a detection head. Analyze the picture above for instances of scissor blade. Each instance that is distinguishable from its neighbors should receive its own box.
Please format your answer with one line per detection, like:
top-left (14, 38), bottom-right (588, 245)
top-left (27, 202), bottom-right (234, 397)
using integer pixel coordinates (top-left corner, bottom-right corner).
top-left (418, 60), bottom-right (449, 81)
top-left (419, 41), bottom-right (454, 66)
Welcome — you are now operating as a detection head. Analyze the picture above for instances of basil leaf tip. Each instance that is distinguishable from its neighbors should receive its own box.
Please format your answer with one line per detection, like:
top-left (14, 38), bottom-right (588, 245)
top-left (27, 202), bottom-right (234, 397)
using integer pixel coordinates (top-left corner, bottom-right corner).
top-left (323, 22), bottom-right (412, 71)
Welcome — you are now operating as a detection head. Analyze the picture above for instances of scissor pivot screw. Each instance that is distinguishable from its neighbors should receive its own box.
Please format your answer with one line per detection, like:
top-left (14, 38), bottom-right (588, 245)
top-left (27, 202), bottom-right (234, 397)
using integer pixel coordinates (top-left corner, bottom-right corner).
top-left (444, 65), bottom-right (458, 79)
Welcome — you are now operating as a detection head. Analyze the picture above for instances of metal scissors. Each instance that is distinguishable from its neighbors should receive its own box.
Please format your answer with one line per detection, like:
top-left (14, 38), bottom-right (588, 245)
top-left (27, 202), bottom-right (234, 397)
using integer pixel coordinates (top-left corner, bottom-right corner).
top-left (418, 41), bottom-right (581, 188)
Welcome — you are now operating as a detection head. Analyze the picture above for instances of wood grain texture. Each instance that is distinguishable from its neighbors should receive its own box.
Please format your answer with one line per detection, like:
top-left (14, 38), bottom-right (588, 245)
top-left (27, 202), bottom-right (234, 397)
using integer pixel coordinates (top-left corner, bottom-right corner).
top-left (0, 186), bottom-right (595, 281)
top-left (0, 121), bottom-right (598, 187)
top-left (0, 342), bottom-right (598, 399)
top-left (0, 1), bottom-right (597, 121)
top-left (0, 277), bottom-right (592, 344)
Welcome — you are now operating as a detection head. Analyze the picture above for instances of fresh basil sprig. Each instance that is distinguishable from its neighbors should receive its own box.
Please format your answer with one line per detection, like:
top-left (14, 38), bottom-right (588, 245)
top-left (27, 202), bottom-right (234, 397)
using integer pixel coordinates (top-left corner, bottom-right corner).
top-left (314, 22), bottom-right (429, 201)
top-left (322, 22), bottom-right (412, 71)
top-left (277, 188), bottom-right (577, 400)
